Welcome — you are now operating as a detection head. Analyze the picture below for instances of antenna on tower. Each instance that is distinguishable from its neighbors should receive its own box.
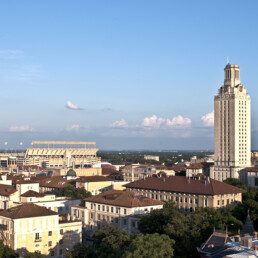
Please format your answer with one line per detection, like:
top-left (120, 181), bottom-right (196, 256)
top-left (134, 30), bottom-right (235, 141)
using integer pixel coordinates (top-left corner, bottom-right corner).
top-left (227, 57), bottom-right (230, 65)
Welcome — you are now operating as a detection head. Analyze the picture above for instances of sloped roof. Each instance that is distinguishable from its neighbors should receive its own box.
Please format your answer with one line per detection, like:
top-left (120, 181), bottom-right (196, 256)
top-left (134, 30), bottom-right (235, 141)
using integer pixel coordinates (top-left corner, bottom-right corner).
top-left (0, 184), bottom-right (17, 196)
top-left (0, 203), bottom-right (58, 219)
top-left (241, 213), bottom-right (255, 237)
top-left (85, 190), bottom-right (163, 208)
top-left (125, 176), bottom-right (246, 195)
top-left (76, 176), bottom-right (113, 183)
top-left (21, 190), bottom-right (45, 198)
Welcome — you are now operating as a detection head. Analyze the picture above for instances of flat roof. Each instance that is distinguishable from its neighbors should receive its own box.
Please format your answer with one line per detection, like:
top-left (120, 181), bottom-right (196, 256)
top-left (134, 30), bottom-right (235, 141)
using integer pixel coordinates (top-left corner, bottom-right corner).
top-left (31, 141), bottom-right (96, 145)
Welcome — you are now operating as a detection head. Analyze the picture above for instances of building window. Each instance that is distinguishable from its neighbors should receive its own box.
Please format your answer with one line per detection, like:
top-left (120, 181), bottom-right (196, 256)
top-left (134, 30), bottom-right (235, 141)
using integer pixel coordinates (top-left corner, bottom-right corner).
top-left (51, 251), bottom-right (55, 257)
top-left (111, 207), bottom-right (114, 213)
top-left (217, 200), bottom-right (220, 206)
top-left (102, 205), bottom-right (105, 211)
top-left (48, 241), bottom-right (52, 247)
top-left (48, 231), bottom-right (52, 236)
top-left (82, 211), bottom-right (84, 217)
top-left (124, 209), bottom-right (127, 215)
top-left (98, 205), bottom-right (100, 211)
top-left (107, 206), bottom-right (109, 212)
top-left (180, 197), bottom-right (182, 202)
top-left (60, 229), bottom-right (63, 235)
top-left (116, 207), bottom-right (119, 214)
top-left (222, 200), bottom-right (224, 205)
top-left (98, 214), bottom-right (100, 220)
top-left (132, 221), bottom-right (135, 228)
top-left (185, 198), bottom-right (187, 203)
top-left (115, 218), bottom-right (118, 224)
top-left (60, 239), bottom-right (63, 245)
top-left (35, 233), bottom-right (40, 240)
top-left (123, 219), bottom-right (127, 225)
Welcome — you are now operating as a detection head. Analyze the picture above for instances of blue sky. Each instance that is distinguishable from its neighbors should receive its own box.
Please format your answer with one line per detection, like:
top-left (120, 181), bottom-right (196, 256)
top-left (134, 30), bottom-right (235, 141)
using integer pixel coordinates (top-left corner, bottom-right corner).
top-left (0, 1), bottom-right (258, 150)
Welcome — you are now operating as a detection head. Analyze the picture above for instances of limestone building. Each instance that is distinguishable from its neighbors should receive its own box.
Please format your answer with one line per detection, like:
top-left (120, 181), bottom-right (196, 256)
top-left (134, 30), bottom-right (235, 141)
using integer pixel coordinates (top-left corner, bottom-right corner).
top-left (211, 64), bottom-right (251, 181)
top-left (125, 176), bottom-right (245, 211)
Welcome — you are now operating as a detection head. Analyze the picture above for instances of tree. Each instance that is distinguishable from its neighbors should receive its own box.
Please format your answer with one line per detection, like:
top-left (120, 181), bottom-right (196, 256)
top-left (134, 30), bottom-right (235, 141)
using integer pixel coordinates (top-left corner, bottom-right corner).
top-left (57, 186), bottom-right (91, 204)
top-left (0, 240), bottom-right (18, 258)
top-left (93, 226), bottom-right (131, 258)
top-left (24, 251), bottom-right (45, 258)
top-left (124, 233), bottom-right (174, 258)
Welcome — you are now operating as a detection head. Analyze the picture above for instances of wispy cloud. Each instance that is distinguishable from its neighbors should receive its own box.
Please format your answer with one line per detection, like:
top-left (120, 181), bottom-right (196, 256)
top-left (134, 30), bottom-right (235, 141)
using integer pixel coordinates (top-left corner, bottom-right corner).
top-left (109, 119), bottom-right (128, 128)
top-left (65, 124), bottom-right (90, 132)
top-left (201, 111), bottom-right (214, 127)
top-left (102, 107), bottom-right (112, 112)
top-left (0, 49), bottom-right (24, 59)
top-left (8, 125), bottom-right (34, 132)
top-left (66, 101), bottom-right (84, 110)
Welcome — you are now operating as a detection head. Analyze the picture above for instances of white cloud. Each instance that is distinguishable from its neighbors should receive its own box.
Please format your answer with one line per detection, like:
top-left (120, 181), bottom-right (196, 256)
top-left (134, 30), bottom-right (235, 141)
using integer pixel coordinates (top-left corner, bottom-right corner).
top-left (109, 119), bottom-right (128, 128)
top-left (9, 125), bottom-right (34, 132)
top-left (166, 115), bottom-right (192, 128)
top-left (201, 111), bottom-right (214, 127)
top-left (142, 115), bottom-right (165, 128)
top-left (65, 124), bottom-right (90, 132)
top-left (142, 115), bottom-right (191, 128)
top-left (66, 101), bottom-right (83, 110)
top-left (0, 49), bottom-right (24, 59)
top-left (66, 124), bottom-right (81, 132)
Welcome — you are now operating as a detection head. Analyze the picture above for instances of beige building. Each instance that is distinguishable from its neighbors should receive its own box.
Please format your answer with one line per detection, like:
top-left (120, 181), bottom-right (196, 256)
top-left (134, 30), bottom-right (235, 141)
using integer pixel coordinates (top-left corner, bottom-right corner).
top-left (71, 190), bottom-right (163, 237)
top-left (24, 141), bottom-right (101, 169)
top-left (144, 155), bottom-right (159, 162)
top-left (0, 184), bottom-right (19, 209)
top-left (0, 203), bottom-right (81, 257)
top-left (75, 176), bottom-right (114, 195)
top-left (122, 164), bottom-right (175, 182)
top-left (125, 176), bottom-right (245, 212)
top-left (211, 64), bottom-right (251, 181)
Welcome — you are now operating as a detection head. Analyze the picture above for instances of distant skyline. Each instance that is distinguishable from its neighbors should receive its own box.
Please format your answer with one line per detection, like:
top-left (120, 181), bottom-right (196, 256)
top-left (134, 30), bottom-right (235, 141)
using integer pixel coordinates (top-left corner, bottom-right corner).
top-left (0, 1), bottom-right (258, 150)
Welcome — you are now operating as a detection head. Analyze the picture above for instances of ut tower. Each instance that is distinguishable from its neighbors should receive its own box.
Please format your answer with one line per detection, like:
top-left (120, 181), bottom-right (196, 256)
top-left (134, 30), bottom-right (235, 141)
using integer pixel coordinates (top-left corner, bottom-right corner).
top-left (210, 64), bottom-right (251, 181)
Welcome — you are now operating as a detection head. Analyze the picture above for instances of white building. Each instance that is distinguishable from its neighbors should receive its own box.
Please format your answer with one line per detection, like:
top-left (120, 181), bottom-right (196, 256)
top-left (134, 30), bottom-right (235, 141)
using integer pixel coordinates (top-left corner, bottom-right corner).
top-left (211, 64), bottom-right (251, 181)
top-left (71, 190), bottom-right (163, 237)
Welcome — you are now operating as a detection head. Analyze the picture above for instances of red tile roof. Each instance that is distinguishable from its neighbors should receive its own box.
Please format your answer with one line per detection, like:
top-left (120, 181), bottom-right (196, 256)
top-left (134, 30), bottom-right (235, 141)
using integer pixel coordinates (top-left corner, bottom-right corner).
top-left (85, 190), bottom-right (163, 208)
top-left (0, 203), bottom-right (58, 219)
top-left (21, 190), bottom-right (45, 198)
top-left (0, 184), bottom-right (17, 196)
top-left (125, 176), bottom-right (246, 195)
top-left (76, 176), bottom-right (113, 183)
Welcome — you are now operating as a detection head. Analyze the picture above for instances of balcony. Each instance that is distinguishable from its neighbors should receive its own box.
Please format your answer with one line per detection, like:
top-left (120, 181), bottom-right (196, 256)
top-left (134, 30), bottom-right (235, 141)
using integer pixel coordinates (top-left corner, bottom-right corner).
top-left (34, 238), bottom-right (42, 242)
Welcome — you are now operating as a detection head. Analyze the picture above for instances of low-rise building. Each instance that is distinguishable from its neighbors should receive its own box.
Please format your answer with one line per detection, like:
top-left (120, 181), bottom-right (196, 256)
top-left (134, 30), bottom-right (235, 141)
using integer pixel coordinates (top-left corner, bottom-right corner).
top-left (239, 167), bottom-right (258, 188)
top-left (125, 176), bottom-right (245, 212)
top-left (144, 155), bottom-right (159, 162)
top-left (0, 184), bottom-right (19, 209)
top-left (71, 190), bottom-right (163, 237)
top-left (198, 213), bottom-right (258, 257)
top-left (18, 190), bottom-right (80, 214)
top-left (0, 203), bottom-right (81, 257)
top-left (75, 176), bottom-right (114, 195)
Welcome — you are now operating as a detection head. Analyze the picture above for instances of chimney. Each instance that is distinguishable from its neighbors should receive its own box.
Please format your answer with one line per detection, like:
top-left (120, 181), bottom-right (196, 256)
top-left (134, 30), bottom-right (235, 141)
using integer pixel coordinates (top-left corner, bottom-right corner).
top-left (253, 232), bottom-right (258, 239)
top-left (234, 235), bottom-right (240, 242)
top-left (241, 237), bottom-right (252, 249)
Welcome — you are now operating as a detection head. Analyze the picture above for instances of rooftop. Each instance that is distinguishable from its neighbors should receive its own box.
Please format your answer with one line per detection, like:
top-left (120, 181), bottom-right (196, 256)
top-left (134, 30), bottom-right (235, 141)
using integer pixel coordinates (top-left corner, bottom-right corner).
top-left (0, 203), bottom-right (58, 219)
top-left (125, 176), bottom-right (246, 195)
top-left (85, 190), bottom-right (163, 208)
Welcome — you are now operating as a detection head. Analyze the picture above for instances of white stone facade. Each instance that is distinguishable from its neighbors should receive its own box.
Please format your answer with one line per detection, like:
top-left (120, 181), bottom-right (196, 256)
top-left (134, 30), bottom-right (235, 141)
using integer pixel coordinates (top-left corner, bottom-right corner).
top-left (212, 64), bottom-right (251, 181)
